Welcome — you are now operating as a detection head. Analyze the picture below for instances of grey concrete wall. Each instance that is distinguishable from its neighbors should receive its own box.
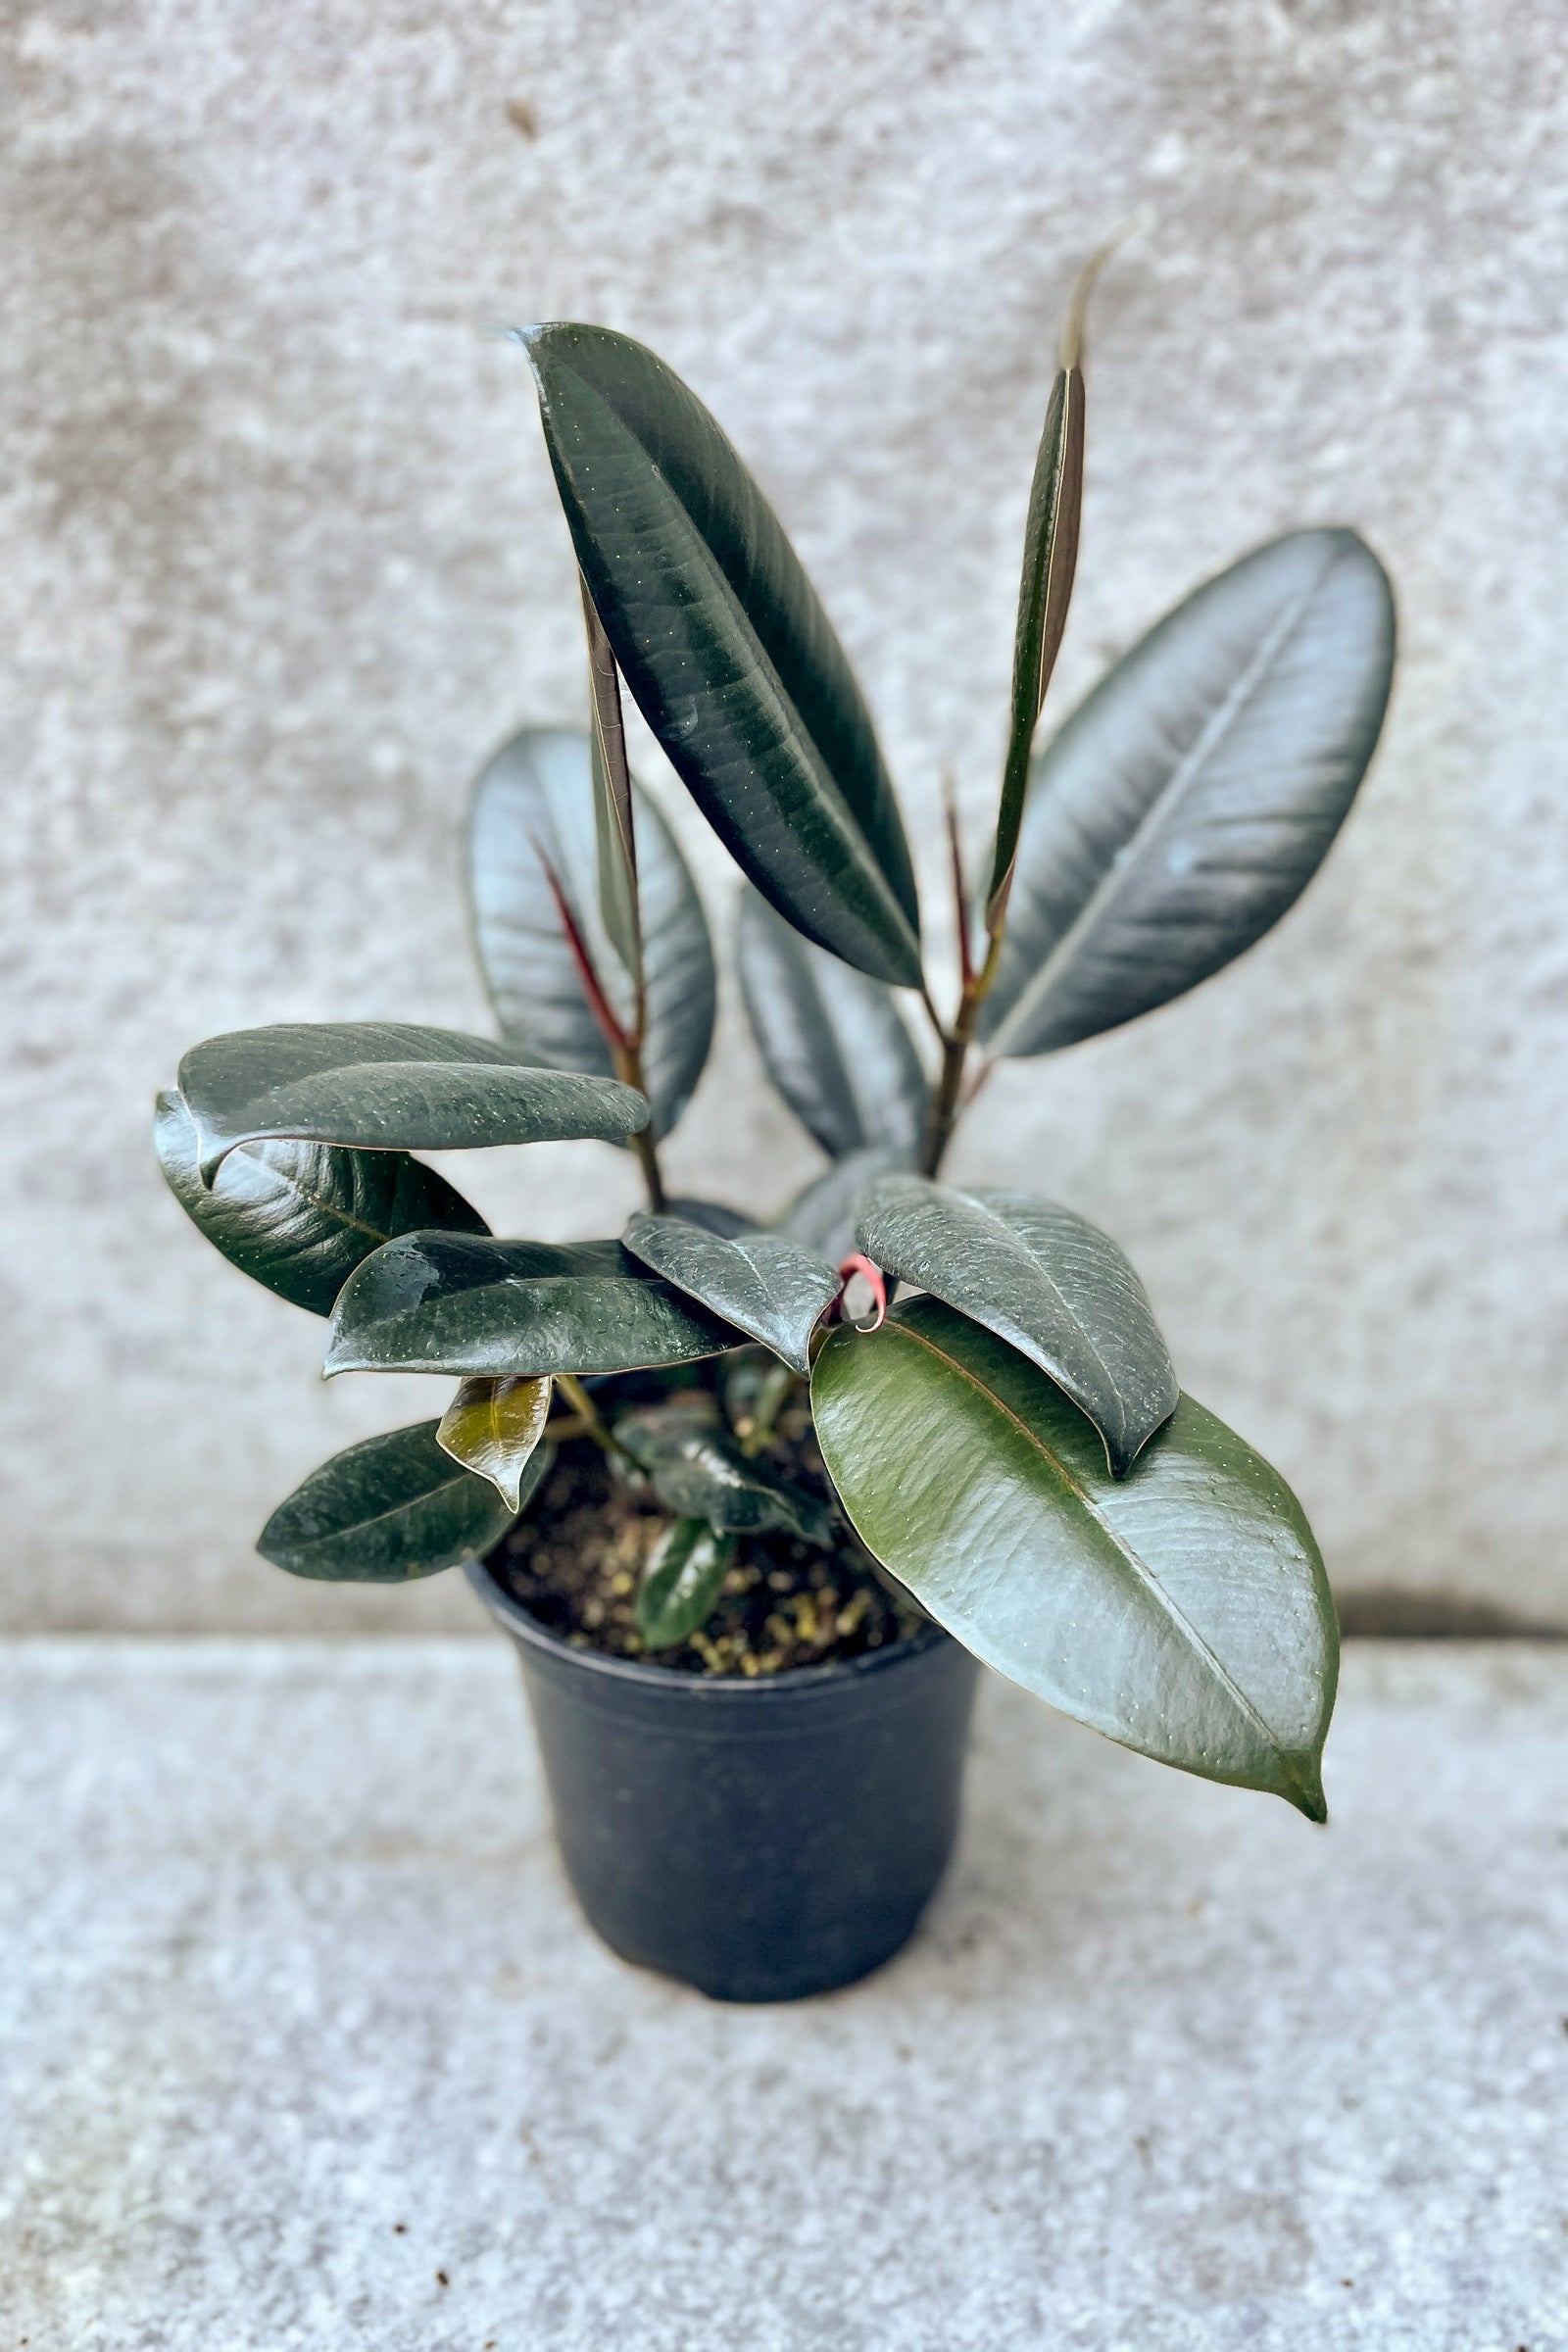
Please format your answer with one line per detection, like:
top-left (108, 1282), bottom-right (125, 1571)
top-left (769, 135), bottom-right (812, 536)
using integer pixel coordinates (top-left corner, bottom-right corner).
top-left (4, 0), bottom-right (1565, 1632)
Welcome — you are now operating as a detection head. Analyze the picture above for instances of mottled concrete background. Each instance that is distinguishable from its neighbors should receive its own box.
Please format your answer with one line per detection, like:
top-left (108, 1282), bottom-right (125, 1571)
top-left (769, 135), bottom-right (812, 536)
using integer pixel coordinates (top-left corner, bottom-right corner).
top-left (4, 1), bottom-right (1565, 1631)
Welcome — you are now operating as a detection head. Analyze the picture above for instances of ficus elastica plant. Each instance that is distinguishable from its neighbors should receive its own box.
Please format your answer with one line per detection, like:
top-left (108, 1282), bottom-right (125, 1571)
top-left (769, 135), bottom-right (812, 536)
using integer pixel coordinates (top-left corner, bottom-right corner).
top-left (159, 259), bottom-right (1395, 1819)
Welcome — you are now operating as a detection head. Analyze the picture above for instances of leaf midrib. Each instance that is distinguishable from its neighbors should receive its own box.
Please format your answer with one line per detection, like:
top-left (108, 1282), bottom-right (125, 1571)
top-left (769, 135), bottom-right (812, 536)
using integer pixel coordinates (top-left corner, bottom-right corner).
top-left (297, 1466), bottom-right (482, 1552)
top-left (240, 1150), bottom-right (406, 1249)
top-left (893, 1189), bottom-right (1125, 1418)
top-left (883, 1316), bottom-right (1284, 1754)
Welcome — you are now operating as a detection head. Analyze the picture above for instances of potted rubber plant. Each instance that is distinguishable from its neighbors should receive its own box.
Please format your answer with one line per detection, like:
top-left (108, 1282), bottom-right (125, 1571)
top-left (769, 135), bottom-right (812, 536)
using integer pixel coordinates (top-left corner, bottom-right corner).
top-left (158, 269), bottom-right (1396, 2002)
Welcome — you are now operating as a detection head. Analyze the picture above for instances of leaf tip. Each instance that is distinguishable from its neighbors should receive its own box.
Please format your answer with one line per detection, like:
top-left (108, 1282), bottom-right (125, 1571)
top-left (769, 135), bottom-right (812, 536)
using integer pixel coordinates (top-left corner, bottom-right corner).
top-left (1057, 216), bottom-right (1145, 368)
top-left (1282, 1757), bottom-right (1329, 1825)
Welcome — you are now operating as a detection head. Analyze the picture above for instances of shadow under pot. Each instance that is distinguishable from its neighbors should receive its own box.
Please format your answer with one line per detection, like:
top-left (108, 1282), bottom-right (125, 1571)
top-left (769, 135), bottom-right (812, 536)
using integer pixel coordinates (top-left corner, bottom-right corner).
top-left (466, 1554), bottom-right (981, 2004)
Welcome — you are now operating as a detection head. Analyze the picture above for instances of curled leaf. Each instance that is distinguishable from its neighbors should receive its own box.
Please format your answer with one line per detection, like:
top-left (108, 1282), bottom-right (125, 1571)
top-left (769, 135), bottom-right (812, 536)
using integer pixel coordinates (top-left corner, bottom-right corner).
top-left (178, 1022), bottom-right (647, 1182)
top-left (437, 1374), bottom-right (554, 1509)
top-left (155, 1089), bottom-right (488, 1318)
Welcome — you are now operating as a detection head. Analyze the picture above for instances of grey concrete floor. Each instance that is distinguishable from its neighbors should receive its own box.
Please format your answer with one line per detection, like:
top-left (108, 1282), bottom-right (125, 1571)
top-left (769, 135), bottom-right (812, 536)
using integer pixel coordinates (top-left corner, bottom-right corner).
top-left (2, 1638), bottom-right (1565, 2351)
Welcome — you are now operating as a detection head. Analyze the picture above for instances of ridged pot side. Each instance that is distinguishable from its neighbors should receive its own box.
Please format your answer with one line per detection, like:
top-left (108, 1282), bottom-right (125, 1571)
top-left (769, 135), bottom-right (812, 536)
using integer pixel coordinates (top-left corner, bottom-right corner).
top-left (467, 1554), bottom-right (980, 2002)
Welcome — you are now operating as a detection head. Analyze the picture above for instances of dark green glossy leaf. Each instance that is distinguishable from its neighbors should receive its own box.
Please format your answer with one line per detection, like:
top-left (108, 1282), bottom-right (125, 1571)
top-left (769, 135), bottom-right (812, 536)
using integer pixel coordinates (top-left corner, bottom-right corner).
top-left (468, 730), bottom-right (715, 1141)
top-left (812, 1298), bottom-right (1336, 1816)
top-left (436, 1374), bottom-right (553, 1509)
top-left (581, 582), bottom-right (643, 985)
top-left (737, 890), bottom-right (927, 1161)
top-left (988, 320), bottom-right (1085, 921)
top-left (666, 1197), bottom-right (754, 1239)
top-left (615, 1398), bottom-right (831, 1543)
top-left (636, 1517), bottom-right (737, 1648)
top-left (779, 1146), bottom-right (910, 1264)
top-left (179, 1022), bottom-right (648, 1181)
top-left (982, 529), bottom-right (1396, 1056)
top-left (855, 1175), bottom-right (1176, 1476)
top-left (324, 1234), bottom-right (747, 1379)
top-left (623, 1211), bottom-right (838, 1377)
top-left (519, 321), bottom-right (922, 987)
top-left (155, 1089), bottom-right (489, 1317)
top-left (257, 1419), bottom-right (534, 1583)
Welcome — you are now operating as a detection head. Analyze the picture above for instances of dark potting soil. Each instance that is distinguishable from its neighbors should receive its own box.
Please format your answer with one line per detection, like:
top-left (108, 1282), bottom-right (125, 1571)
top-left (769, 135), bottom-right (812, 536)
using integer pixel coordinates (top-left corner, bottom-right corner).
top-left (486, 1425), bottom-right (924, 1678)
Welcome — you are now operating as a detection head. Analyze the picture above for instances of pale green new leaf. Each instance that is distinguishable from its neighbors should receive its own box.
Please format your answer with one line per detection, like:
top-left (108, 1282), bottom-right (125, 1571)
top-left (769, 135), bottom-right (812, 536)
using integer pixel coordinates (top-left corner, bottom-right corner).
top-left (437, 1374), bottom-right (554, 1509)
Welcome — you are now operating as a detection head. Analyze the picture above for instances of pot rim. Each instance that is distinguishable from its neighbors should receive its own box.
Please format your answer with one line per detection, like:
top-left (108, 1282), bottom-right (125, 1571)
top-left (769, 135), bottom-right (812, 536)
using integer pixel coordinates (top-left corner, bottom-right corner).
top-left (465, 1551), bottom-right (953, 1703)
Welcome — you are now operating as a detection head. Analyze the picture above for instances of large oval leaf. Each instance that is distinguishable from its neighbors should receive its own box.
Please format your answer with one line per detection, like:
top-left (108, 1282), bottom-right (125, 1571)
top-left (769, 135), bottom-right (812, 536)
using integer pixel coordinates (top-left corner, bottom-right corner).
top-left (257, 1419), bottom-right (532, 1583)
top-left (855, 1175), bottom-right (1176, 1476)
top-left (179, 1023), bottom-right (648, 1180)
top-left (737, 890), bottom-right (927, 1161)
top-left (982, 529), bottom-right (1396, 1056)
top-left (155, 1089), bottom-right (489, 1317)
top-left (778, 1146), bottom-right (911, 1263)
top-left (467, 728), bottom-right (716, 1139)
top-left (324, 1234), bottom-right (747, 1379)
top-left (622, 1210), bottom-right (839, 1377)
top-left (519, 322), bottom-right (922, 987)
top-left (812, 1298), bottom-right (1336, 1816)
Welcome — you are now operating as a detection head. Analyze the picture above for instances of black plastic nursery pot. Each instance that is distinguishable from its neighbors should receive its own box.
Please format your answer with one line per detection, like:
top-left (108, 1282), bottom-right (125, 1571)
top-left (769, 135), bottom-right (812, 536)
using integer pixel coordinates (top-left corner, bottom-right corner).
top-left (466, 1554), bottom-right (981, 2003)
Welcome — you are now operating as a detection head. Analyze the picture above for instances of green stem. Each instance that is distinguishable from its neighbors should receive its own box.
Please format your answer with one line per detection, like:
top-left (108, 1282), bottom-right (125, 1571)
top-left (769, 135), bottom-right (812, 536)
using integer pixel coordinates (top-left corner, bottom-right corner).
top-left (918, 928), bottom-right (1004, 1180)
top-left (556, 1374), bottom-right (636, 1463)
top-left (611, 1043), bottom-right (668, 1214)
top-left (739, 1361), bottom-right (798, 1457)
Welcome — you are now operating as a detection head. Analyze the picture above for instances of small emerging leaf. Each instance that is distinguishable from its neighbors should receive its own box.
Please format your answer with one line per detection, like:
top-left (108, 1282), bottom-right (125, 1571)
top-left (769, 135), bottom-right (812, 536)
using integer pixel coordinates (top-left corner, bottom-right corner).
top-left (623, 1210), bottom-right (839, 1375)
top-left (636, 1517), bottom-right (736, 1648)
top-left (615, 1400), bottom-right (831, 1543)
top-left (856, 1175), bottom-right (1176, 1475)
top-left (987, 249), bottom-right (1107, 924)
top-left (437, 1374), bottom-right (554, 1509)
top-left (155, 1089), bottom-right (489, 1318)
top-left (580, 579), bottom-right (643, 989)
top-left (257, 1420), bottom-right (531, 1583)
